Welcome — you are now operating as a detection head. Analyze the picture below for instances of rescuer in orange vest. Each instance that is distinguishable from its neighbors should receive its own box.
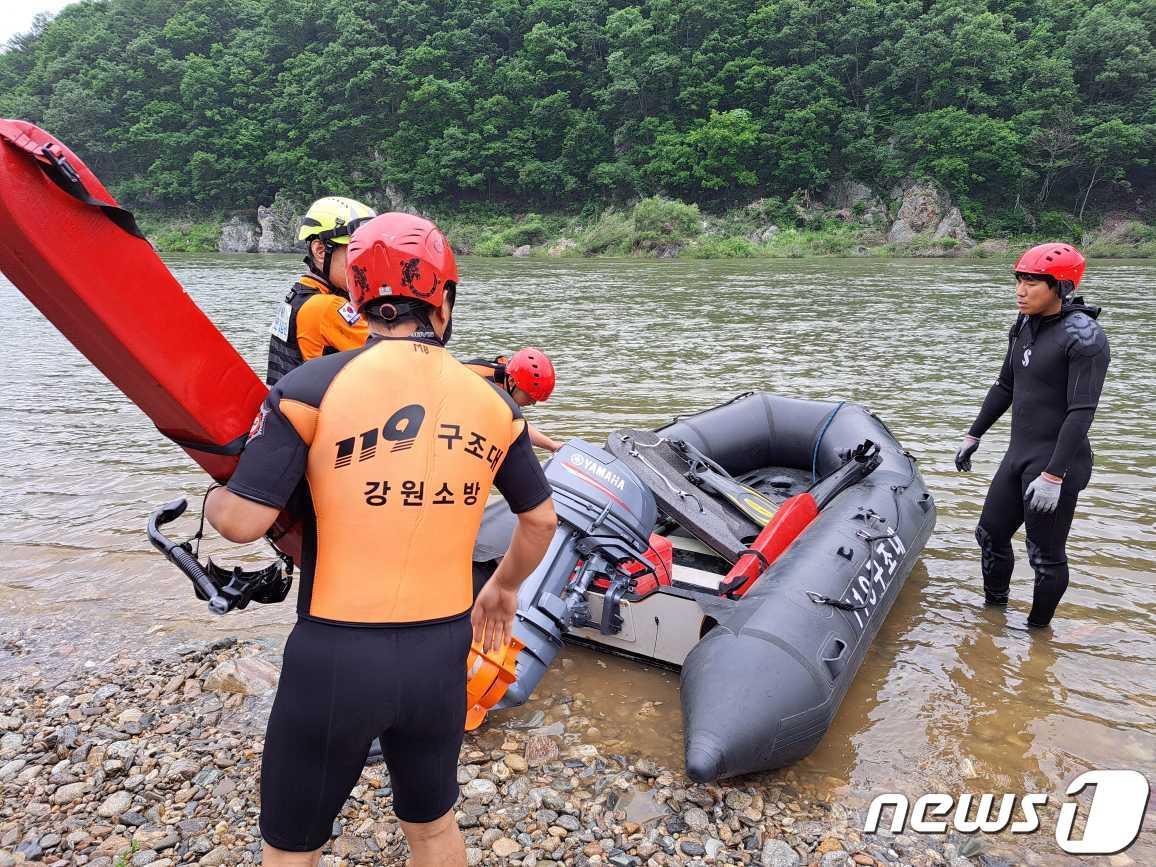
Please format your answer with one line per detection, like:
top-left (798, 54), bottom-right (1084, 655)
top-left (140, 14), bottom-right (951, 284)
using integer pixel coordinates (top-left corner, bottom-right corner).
top-left (265, 196), bottom-right (377, 385)
top-left (207, 212), bottom-right (557, 867)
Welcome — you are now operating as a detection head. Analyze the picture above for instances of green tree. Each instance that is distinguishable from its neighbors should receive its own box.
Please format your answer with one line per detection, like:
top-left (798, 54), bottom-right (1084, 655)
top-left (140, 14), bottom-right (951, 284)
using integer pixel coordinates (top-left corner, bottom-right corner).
top-left (1067, 0), bottom-right (1156, 112)
top-left (643, 109), bottom-right (762, 195)
top-left (1075, 119), bottom-right (1151, 219)
top-left (0, 0), bottom-right (1150, 221)
top-left (897, 109), bottom-right (1025, 198)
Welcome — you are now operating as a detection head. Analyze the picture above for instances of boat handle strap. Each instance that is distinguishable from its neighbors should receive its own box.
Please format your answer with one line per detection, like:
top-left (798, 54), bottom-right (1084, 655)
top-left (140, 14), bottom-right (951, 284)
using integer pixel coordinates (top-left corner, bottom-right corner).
top-left (806, 590), bottom-right (868, 612)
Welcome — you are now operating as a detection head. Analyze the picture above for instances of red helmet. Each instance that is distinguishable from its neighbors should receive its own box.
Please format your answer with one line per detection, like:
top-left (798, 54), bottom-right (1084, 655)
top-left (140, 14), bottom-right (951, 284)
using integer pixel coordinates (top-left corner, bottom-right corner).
top-left (506, 348), bottom-right (556, 402)
top-left (1014, 243), bottom-right (1086, 289)
top-left (346, 213), bottom-right (458, 313)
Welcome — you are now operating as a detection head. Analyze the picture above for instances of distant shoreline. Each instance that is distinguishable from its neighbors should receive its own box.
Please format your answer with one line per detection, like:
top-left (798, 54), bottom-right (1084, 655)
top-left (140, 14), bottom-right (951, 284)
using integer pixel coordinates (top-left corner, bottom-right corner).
top-left (137, 199), bottom-right (1156, 261)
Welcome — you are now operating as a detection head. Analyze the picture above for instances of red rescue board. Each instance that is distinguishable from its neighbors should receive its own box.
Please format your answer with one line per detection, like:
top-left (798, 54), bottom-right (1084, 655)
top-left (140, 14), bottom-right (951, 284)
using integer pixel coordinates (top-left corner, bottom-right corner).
top-left (0, 120), bottom-right (301, 557)
top-left (0, 119), bottom-right (266, 480)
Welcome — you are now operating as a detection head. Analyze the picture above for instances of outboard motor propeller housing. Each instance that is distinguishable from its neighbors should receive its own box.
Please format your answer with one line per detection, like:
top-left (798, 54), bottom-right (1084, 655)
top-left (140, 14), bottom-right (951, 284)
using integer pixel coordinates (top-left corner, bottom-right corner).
top-left (496, 440), bottom-right (657, 708)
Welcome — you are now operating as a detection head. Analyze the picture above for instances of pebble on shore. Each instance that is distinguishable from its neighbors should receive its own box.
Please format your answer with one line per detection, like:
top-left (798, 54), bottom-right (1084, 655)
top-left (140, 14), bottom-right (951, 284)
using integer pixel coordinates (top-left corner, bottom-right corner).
top-left (0, 637), bottom-right (1050, 866)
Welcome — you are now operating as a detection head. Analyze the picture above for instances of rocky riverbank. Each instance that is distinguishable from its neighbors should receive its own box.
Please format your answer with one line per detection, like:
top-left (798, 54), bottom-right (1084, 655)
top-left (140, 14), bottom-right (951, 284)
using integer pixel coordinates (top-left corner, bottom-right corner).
top-left (135, 181), bottom-right (1156, 261)
top-left (0, 630), bottom-right (1098, 867)
top-left (209, 180), bottom-right (977, 258)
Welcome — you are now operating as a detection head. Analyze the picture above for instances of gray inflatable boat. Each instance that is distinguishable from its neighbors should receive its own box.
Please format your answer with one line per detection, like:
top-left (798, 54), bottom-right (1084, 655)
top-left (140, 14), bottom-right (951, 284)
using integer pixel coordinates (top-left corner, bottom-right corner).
top-left (472, 392), bottom-right (935, 781)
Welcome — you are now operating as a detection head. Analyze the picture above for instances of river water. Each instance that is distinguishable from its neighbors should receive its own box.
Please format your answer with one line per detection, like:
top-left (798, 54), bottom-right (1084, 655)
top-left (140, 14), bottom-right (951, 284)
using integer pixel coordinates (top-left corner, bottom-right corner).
top-left (1, 256), bottom-right (1153, 858)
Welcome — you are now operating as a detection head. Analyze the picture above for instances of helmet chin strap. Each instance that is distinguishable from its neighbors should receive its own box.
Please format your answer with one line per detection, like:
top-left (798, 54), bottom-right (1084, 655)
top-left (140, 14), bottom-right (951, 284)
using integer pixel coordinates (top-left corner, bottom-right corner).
top-left (303, 243), bottom-right (354, 299)
top-left (419, 309), bottom-right (452, 345)
top-left (322, 244), bottom-right (334, 282)
top-left (438, 284), bottom-right (456, 345)
top-left (304, 241), bottom-right (336, 282)
top-left (411, 308), bottom-right (443, 344)
top-left (303, 244), bottom-right (331, 280)
top-left (497, 367), bottom-right (512, 393)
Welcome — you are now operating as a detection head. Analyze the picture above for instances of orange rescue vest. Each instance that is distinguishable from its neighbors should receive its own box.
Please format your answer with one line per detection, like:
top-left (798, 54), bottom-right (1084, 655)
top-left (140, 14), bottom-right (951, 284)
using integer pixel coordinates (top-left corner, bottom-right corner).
top-left (278, 340), bottom-right (525, 624)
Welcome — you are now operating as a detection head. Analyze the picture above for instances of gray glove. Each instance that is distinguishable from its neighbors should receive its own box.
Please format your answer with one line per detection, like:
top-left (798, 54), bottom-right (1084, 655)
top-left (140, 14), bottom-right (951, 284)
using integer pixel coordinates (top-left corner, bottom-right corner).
top-left (1025, 473), bottom-right (1062, 513)
top-left (954, 435), bottom-right (980, 472)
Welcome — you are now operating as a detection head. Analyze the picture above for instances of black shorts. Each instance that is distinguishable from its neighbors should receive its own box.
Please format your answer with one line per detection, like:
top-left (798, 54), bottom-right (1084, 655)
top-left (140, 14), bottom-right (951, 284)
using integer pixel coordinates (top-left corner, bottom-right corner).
top-left (259, 615), bottom-right (472, 852)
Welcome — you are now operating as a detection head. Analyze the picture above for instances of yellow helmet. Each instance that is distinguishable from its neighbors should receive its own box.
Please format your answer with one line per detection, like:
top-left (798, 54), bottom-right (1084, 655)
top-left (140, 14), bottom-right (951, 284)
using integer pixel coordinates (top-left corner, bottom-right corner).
top-left (297, 196), bottom-right (377, 245)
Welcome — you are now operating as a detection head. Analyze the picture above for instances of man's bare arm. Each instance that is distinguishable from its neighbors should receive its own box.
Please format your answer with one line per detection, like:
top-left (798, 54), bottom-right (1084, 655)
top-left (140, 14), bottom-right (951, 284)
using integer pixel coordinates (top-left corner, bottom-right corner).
top-left (527, 423), bottom-right (563, 453)
top-left (205, 487), bottom-right (281, 544)
top-left (472, 497), bottom-right (556, 651)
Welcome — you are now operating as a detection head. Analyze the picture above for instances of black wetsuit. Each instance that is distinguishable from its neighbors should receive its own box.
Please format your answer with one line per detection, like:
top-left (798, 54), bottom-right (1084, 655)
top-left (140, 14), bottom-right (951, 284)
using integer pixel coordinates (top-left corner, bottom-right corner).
top-left (968, 298), bottom-right (1109, 627)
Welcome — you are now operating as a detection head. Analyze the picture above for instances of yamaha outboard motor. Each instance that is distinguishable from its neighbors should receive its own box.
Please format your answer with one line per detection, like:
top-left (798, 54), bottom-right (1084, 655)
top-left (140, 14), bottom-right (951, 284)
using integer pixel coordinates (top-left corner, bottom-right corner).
top-left (495, 440), bottom-right (657, 708)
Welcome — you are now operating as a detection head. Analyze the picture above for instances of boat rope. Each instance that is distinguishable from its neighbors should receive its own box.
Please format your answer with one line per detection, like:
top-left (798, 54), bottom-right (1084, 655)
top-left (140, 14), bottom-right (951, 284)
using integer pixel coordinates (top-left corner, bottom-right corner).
top-left (619, 435), bottom-right (704, 512)
top-left (629, 434), bottom-right (671, 452)
top-left (891, 450), bottom-right (918, 494)
top-left (857, 528), bottom-right (898, 544)
top-left (667, 391), bottom-right (755, 426)
top-left (811, 401), bottom-right (846, 482)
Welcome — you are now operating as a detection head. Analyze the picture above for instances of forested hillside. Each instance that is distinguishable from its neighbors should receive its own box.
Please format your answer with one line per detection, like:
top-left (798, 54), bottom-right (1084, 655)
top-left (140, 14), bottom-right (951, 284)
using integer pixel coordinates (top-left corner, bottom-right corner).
top-left (1, 0), bottom-right (1153, 228)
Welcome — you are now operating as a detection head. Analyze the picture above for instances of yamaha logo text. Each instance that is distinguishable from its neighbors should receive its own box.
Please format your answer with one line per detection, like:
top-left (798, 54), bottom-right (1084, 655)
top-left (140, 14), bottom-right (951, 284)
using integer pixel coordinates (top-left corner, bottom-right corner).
top-left (569, 453), bottom-right (627, 490)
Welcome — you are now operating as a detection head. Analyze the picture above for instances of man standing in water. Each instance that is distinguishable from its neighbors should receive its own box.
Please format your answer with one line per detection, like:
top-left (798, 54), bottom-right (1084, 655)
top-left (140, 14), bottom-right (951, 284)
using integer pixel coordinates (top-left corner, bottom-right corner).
top-left (954, 243), bottom-right (1109, 629)
top-left (207, 213), bottom-right (557, 866)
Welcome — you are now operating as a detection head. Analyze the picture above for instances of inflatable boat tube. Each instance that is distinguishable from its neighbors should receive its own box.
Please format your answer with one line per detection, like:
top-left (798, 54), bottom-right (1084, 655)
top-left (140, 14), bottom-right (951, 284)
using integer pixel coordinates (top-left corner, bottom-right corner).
top-left (643, 393), bottom-right (936, 780)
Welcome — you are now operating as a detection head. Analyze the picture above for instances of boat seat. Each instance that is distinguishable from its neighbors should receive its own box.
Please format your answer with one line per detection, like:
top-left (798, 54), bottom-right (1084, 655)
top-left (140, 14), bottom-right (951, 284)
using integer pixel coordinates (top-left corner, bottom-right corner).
top-left (671, 563), bottom-right (724, 592)
top-left (667, 533), bottom-right (718, 557)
